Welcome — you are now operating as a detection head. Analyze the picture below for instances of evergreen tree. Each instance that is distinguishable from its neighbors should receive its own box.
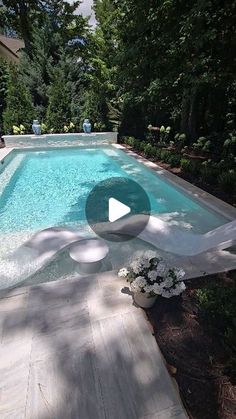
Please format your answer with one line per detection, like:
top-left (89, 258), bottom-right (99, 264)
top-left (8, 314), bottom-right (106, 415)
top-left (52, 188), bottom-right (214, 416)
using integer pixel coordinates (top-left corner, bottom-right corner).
top-left (0, 58), bottom-right (8, 131)
top-left (80, 0), bottom-right (118, 130)
top-left (0, 0), bottom-right (91, 131)
top-left (0, 0), bottom-right (84, 55)
top-left (46, 60), bottom-right (71, 131)
top-left (86, 0), bottom-right (236, 141)
top-left (19, 20), bottom-right (59, 121)
top-left (3, 65), bottom-right (34, 133)
top-left (1, 0), bottom-right (40, 55)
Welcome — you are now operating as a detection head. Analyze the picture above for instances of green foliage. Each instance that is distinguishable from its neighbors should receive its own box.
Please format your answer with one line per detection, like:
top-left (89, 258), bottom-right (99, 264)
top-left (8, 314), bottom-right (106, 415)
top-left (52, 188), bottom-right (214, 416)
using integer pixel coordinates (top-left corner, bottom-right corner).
top-left (181, 145), bottom-right (189, 154)
top-left (143, 143), bottom-right (155, 158)
top-left (193, 137), bottom-right (212, 153)
top-left (180, 158), bottom-right (191, 174)
top-left (218, 170), bottom-right (236, 193)
top-left (1, 0), bottom-right (85, 56)
top-left (180, 158), bottom-right (200, 177)
top-left (46, 63), bottom-right (71, 132)
top-left (154, 148), bottom-right (161, 159)
top-left (223, 133), bottom-right (236, 157)
top-left (107, 101), bottom-right (123, 132)
top-left (91, 0), bottom-right (236, 146)
top-left (94, 121), bottom-right (106, 132)
top-left (196, 280), bottom-right (236, 382)
top-left (12, 124), bottom-right (26, 135)
top-left (203, 140), bottom-right (212, 152)
top-left (138, 141), bottom-right (145, 152)
top-left (79, 15), bottom-right (117, 131)
top-left (3, 65), bottom-right (34, 133)
top-left (0, 58), bottom-right (8, 130)
top-left (159, 126), bottom-right (172, 145)
top-left (159, 150), bottom-right (171, 162)
top-left (225, 112), bottom-right (235, 130)
top-left (200, 160), bottom-right (219, 184)
top-left (168, 154), bottom-right (181, 168)
top-left (174, 133), bottom-right (187, 150)
top-left (41, 123), bottom-right (47, 134)
top-left (123, 137), bottom-right (164, 161)
top-left (123, 136), bottom-right (135, 147)
top-left (218, 155), bottom-right (236, 171)
top-left (132, 138), bottom-right (138, 149)
top-left (63, 122), bottom-right (75, 133)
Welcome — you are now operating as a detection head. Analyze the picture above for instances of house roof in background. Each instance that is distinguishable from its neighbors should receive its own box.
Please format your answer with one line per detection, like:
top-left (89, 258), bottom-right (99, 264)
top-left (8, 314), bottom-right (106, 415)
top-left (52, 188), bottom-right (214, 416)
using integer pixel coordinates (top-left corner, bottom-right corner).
top-left (0, 35), bottom-right (24, 58)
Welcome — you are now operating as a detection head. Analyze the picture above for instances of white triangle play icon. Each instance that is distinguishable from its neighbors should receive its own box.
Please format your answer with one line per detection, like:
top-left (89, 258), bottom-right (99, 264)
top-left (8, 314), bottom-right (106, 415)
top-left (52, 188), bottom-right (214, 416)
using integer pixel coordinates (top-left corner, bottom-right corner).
top-left (108, 197), bottom-right (131, 222)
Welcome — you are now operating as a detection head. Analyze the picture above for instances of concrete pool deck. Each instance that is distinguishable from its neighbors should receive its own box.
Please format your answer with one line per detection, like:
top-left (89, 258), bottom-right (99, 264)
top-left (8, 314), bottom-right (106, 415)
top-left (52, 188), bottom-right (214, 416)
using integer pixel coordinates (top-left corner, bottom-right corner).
top-left (0, 271), bottom-right (187, 419)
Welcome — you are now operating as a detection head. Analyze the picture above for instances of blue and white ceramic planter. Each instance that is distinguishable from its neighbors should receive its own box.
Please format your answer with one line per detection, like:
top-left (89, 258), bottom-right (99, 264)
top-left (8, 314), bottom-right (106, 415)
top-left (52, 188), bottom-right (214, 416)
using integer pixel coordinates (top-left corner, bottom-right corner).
top-left (32, 120), bottom-right (41, 135)
top-left (83, 119), bottom-right (92, 133)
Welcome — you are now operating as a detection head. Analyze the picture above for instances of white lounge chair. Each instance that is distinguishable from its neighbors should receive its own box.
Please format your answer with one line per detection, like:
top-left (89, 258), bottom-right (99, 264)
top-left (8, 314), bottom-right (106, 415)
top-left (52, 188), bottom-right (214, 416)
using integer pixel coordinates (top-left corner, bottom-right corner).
top-left (17, 226), bottom-right (85, 263)
top-left (2, 216), bottom-right (235, 290)
top-left (1, 227), bottom-right (86, 287)
top-left (103, 214), bottom-right (236, 256)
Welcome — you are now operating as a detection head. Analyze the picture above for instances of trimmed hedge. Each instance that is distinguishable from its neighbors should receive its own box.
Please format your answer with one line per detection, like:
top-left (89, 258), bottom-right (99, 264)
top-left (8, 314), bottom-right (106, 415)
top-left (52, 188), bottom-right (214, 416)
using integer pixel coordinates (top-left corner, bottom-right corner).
top-left (123, 137), bottom-right (187, 167)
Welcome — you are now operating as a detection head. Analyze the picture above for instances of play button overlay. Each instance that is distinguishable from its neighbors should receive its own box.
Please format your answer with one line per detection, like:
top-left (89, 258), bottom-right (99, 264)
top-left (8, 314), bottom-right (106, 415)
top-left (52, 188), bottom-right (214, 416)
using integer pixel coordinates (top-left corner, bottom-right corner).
top-left (108, 198), bottom-right (131, 222)
top-left (85, 177), bottom-right (151, 242)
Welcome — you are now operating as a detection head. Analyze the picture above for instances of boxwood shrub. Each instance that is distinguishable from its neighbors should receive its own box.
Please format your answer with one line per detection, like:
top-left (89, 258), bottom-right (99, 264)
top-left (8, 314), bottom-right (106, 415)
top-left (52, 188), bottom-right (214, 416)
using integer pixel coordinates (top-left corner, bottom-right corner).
top-left (160, 150), bottom-right (172, 163)
top-left (218, 170), bottom-right (236, 193)
top-left (200, 161), bottom-right (220, 184)
top-left (180, 158), bottom-right (201, 176)
top-left (139, 141), bottom-right (146, 152)
top-left (168, 154), bottom-right (181, 168)
top-left (143, 143), bottom-right (154, 157)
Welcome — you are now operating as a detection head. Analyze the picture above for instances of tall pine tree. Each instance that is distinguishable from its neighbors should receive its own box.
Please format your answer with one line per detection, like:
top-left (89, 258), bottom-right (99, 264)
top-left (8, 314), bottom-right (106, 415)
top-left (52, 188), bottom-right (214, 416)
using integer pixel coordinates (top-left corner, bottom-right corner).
top-left (46, 57), bottom-right (71, 131)
top-left (3, 64), bottom-right (34, 133)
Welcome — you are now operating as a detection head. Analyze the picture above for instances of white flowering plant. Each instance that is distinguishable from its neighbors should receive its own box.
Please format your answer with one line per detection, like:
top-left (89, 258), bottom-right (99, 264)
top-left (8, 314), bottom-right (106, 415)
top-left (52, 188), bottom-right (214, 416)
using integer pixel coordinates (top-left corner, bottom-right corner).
top-left (118, 253), bottom-right (186, 299)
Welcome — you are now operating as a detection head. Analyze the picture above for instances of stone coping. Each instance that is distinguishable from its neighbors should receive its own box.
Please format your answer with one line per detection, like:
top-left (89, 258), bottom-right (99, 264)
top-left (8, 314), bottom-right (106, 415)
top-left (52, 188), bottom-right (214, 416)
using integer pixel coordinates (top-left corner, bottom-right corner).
top-left (3, 131), bottom-right (116, 139)
top-left (113, 144), bottom-right (236, 221)
top-left (0, 147), bottom-right (13, 161)
top-left (2, 132), bottom-right (117, 148)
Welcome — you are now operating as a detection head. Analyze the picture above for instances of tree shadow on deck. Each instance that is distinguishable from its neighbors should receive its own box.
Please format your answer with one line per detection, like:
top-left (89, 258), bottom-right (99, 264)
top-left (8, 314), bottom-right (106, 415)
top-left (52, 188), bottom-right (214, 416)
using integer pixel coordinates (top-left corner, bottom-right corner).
top-left (0, 275), bottom-right (184, 419)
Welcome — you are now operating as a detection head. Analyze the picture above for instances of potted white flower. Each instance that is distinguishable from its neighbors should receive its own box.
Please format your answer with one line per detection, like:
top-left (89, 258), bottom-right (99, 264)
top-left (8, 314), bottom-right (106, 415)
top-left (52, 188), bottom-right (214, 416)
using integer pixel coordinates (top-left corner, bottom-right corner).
top-left (118, 254), bottom-right (186, 308)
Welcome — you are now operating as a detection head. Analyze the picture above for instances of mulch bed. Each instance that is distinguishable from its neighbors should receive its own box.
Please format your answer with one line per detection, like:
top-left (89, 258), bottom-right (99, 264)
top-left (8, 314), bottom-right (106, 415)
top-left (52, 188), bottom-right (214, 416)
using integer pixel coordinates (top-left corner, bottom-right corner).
top-left (146, 277), bottom-right (236, 419)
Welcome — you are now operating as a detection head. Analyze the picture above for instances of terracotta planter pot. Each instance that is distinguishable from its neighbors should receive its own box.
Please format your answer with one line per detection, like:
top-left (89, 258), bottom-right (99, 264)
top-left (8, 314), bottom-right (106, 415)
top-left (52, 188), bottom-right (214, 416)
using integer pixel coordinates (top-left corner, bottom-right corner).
top-left (133, 292), bottom-right (157, 308)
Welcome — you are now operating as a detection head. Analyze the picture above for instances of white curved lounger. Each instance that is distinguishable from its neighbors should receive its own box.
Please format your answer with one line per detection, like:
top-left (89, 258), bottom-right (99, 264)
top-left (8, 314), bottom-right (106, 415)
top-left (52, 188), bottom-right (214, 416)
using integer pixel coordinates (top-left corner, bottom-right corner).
top-left (1, 227), bottom-right (86, 286)
top-left (2, 216), bottom-right (235, 289)
top-left (104, 214), bottom-right (236, 256)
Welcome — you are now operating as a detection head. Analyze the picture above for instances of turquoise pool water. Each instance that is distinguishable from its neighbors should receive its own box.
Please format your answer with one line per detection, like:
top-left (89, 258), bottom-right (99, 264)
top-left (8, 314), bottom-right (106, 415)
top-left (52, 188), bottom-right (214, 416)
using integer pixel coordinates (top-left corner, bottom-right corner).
top-left (0, 146), bottom-right (228, 234)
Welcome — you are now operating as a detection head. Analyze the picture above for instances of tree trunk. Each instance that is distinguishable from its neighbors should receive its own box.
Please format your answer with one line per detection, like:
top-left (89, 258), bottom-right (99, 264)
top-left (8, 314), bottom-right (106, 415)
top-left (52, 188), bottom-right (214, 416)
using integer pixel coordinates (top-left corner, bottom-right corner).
top-left (18, 0), bottom-right (32, 56)
top-left (187, 87), bottom-right (198, 141)
top-left (180, 88), bottom-right (190, 136)
top-left (180, 87), bottom-right (199, 142)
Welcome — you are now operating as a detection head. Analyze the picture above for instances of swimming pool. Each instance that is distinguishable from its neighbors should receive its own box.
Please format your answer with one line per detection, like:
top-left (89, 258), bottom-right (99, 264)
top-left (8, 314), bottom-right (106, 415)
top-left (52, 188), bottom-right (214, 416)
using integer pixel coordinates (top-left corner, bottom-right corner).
top-left (0, 145), bottom-right (228, 235)
top-left (0, 144), bottom-right (232, 288)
